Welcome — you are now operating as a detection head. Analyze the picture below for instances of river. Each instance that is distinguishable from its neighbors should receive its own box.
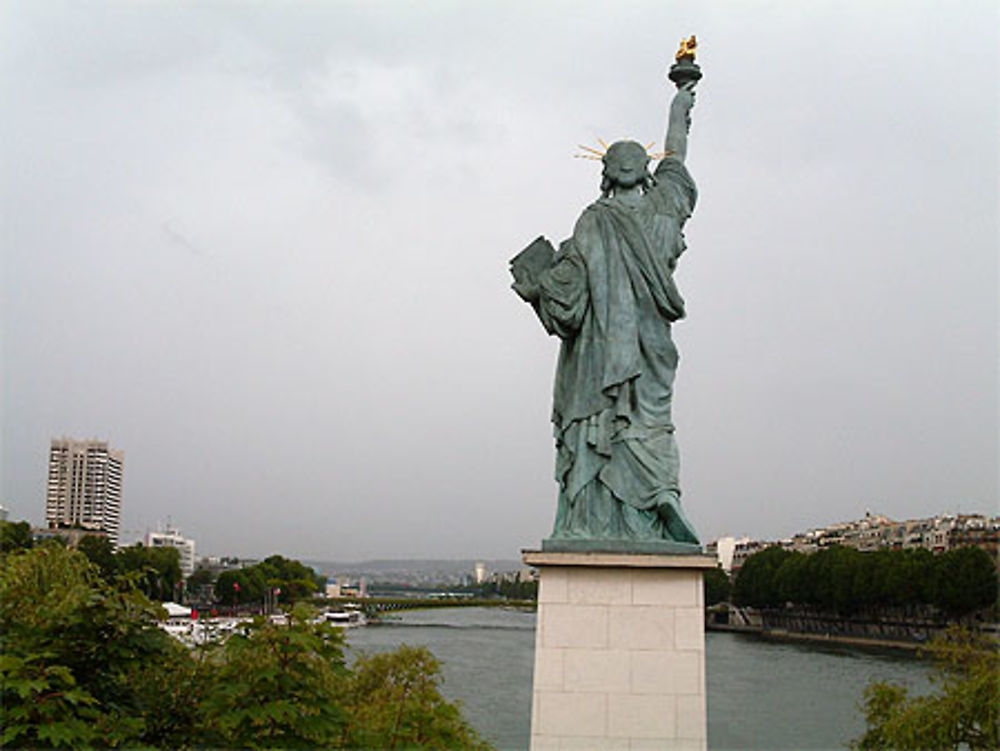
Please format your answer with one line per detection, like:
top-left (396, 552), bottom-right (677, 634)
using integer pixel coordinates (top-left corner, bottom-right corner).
top-left (345, 607), bottom-right (932, 750)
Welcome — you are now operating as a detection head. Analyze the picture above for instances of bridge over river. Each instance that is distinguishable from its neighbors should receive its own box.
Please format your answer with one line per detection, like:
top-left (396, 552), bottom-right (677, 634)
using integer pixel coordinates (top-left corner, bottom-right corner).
top-left (326, 596), bottom-right (535, 618)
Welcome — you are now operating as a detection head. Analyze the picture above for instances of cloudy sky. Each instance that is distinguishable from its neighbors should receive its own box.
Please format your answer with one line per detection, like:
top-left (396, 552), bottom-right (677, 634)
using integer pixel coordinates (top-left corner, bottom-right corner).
top-left (2, 1), bottom-right (996, 561)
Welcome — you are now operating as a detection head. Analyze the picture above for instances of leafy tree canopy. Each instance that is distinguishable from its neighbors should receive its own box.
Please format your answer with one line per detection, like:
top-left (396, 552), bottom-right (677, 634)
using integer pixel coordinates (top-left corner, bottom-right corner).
top-left (347, 645), bottom-right (493, 750)
top-left (733, 544), bottom-right (997, 616)
top-left (704, 566), bottom-right (731, 606)
top-left (214, 555), bottom-right (325, 606)
top-left (0, 520), bottom-right (33, 553)
top-left (114, 543), bottom-right (183, 601)
top-left (853, 626), bottom-right (999, 750)
top-left (932, 547), bottom-right (999, 618)
top-left (732, 545), bottom-right (791, 609)
top-left (1, 545), bottom-right (492, 750)
top-left (186, 565), bottom-right (216, 590)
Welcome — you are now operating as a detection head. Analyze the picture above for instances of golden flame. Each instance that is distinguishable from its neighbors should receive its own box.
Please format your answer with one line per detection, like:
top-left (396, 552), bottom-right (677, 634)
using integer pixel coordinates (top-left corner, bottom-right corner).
top-left (675, 35), bottom-right (697, 62)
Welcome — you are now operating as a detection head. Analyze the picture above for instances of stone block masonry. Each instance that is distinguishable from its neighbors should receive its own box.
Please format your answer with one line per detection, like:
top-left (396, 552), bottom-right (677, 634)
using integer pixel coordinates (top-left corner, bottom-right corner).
top-left (524, 551), bottom-right (715, 751)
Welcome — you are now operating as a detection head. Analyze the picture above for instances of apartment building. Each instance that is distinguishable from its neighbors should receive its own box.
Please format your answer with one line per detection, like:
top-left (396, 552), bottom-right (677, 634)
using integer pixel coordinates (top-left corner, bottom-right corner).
top-left (146, 526), bottom-right (197, 578)
top-left (46, 437), bottom-right (124, 545)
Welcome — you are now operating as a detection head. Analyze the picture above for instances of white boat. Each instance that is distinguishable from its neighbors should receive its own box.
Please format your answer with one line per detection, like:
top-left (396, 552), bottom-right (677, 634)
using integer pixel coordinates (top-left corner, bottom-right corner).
top-left (318, 604), bottom-right (367, 628)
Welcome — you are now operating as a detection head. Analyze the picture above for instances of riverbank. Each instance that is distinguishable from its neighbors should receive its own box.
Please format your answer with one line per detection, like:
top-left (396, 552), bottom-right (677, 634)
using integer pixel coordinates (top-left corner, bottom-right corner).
top-left (347, 606), bottom-right (935, 750)
top-left (706, 622), bottom-right (923, 652)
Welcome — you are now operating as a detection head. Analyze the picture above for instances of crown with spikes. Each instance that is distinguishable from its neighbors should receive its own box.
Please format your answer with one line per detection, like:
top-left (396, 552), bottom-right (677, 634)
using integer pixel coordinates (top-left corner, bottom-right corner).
top-left (575, 138), bottom-right (673, 162)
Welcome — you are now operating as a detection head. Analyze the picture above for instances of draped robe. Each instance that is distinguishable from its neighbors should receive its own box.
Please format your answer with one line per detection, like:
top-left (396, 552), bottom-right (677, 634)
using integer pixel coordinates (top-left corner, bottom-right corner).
top-left (531, 158), bottom-right (700, 544)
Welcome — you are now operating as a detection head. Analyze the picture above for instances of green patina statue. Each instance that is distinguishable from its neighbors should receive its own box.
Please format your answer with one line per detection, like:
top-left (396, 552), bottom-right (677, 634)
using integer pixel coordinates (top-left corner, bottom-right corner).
top-left (511, 45), bottom-right (703, 554)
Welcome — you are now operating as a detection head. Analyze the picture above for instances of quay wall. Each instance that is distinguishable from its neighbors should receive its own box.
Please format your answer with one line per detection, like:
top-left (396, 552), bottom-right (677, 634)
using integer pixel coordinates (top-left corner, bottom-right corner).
top-left (707, 606), bottom-right (999, 651)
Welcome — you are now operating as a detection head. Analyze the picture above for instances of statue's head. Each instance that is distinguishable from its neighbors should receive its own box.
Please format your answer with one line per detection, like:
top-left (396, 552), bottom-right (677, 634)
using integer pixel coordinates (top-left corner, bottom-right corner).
top-left (601, 140), bottom-right (653, 196)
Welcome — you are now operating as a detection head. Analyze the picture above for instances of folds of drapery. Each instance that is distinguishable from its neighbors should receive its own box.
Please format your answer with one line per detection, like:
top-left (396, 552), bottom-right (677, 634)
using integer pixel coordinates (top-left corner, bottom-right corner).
top-left (529, 158), bottom-right (700, 544)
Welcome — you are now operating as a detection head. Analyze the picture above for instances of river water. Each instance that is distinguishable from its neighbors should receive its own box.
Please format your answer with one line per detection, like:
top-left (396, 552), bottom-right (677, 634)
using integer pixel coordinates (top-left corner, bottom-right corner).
top-left (346, 607), bottom-right (932, 750)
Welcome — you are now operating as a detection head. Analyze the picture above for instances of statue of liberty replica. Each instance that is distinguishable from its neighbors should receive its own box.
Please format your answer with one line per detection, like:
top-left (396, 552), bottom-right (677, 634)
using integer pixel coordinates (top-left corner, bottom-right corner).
top-left (512, 38), bottom-right (703, 553)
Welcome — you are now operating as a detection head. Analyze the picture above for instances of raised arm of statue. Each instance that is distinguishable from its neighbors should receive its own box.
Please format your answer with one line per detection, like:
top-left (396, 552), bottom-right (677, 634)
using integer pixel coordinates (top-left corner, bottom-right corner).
top-left (664, 83), bottom-right (695, 163)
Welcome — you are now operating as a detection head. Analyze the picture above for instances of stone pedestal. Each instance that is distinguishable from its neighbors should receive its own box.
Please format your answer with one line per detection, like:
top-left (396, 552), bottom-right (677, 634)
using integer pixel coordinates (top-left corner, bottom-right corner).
top-left (524, 550), bottom-right (715, 751)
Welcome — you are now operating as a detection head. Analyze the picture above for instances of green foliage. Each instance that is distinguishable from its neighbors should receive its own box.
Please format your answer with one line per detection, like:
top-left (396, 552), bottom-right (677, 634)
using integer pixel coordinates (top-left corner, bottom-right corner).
top-left (347, 645), bottom-right (493, 750)
top-left (495, 576), bottom-right (538, 600)
top-left (733, 544), bottom-right (997, 616)
top-left (0, 519), bottom-right (33, 552)
top-left (732, 545), bottom-right (791, 608)
top-left (258, 554), bottom-right (326, 603)
top-left (0, 544), bottom-right (176, 747)
top-left (0, 546), bottom-right (493, 750)
top-left (853, 626), bottom-right (1000, 750)
top-left (932, 547), bottom-right (999, 618)
top-left (471, 576), bottom-right (539, 600)
top-left (774, 550), bottom-right (811, 605)
top-left (703, 566), bottom-right (731, 606)
top-left (22, 532), bottom-right (184, 602)
top-left (0, 654), bottom-right (101, 748)
top-left (214, 554), bottom-right (324, 606)
top-left (76, 534), bottom-right (117, 579)
top-left (115, 543), bottom-right (183, 601)
top-left (889, 548), bottom-right (936, 607)
top-left (810, 545), bottom-right (864, 613)
top-left (215, 555), bottom-right (325, 605)
top-left (199, 604), bottom-right (349, 748)
top-left (186, 565), bottom-right (216, 590)
top-left (121, 643), bottom-right (216, 749)
top-left (216, 566), bottom-right (261, 605)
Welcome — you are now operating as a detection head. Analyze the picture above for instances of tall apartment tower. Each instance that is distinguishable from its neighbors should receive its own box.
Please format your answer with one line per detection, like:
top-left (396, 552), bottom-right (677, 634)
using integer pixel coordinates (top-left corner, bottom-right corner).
top-left (46, 437), bottom-right (124, 545)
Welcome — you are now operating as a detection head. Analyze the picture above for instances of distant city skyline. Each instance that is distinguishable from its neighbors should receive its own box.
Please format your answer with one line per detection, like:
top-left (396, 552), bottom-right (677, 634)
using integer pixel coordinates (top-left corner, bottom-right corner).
top-left (2, 1), bottom-right (997, 560)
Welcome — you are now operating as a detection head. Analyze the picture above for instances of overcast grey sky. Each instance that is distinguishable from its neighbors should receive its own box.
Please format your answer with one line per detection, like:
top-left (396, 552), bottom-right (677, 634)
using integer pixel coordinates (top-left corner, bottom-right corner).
top-left (2, 1), bottom-right (997, 560)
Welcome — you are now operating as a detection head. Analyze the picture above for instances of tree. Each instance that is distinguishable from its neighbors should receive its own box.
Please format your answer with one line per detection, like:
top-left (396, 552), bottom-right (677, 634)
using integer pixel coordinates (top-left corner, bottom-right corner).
top-left (186, 565), bottom-right (217, 602)
top-left (0, 544), bottom-right (176, 748)
top-left (0, 653), bottom-right (103, 748)
top-left (214, 555), bottom-right (324, 608)
top-left (121, 640), bottom-right (216, 749)
top-left (732, 546), bottom-right (791, 608)
top-left (495, 577), bottom-right (538, 600)
top-left (890, 547), bottom-right (936, 609)
top-left (805, 545), bottom-right (866, 614)
top-left (187, 565), bottom-right (216, 589)
top-left (0, 520), bottom-right (33, 552)
top-left (115, 543), bottom-right (183, 601)
top-left (216, 566), bottom-right (267, 606)
top-left (774, 551), bottom-right (811, 606)
top-left (257, 554), bottom-right (324, 604)
top-left (346, 645), bottom-right (493, 750)
top-left (931, 547), bottom-right (998, 618)
top-left (853, 626), bottom-right (999, 750)
top-left (1, 546), bottom-right (495, 750)
top-left (198, 605), bottom-right (349, 749)
top-left (76, 534), bottom-right (116, 580)
top-left (704, 566), bottom-right (731, 606)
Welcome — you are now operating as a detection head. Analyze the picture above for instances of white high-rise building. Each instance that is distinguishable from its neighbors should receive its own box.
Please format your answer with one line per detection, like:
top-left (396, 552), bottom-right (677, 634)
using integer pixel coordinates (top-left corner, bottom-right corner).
top-left (146, 526), bottom-right (197, 579)
top-left (706, 536), bottom-right (744, 573)
top-left (46, 438), bottom-right (124, 545)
